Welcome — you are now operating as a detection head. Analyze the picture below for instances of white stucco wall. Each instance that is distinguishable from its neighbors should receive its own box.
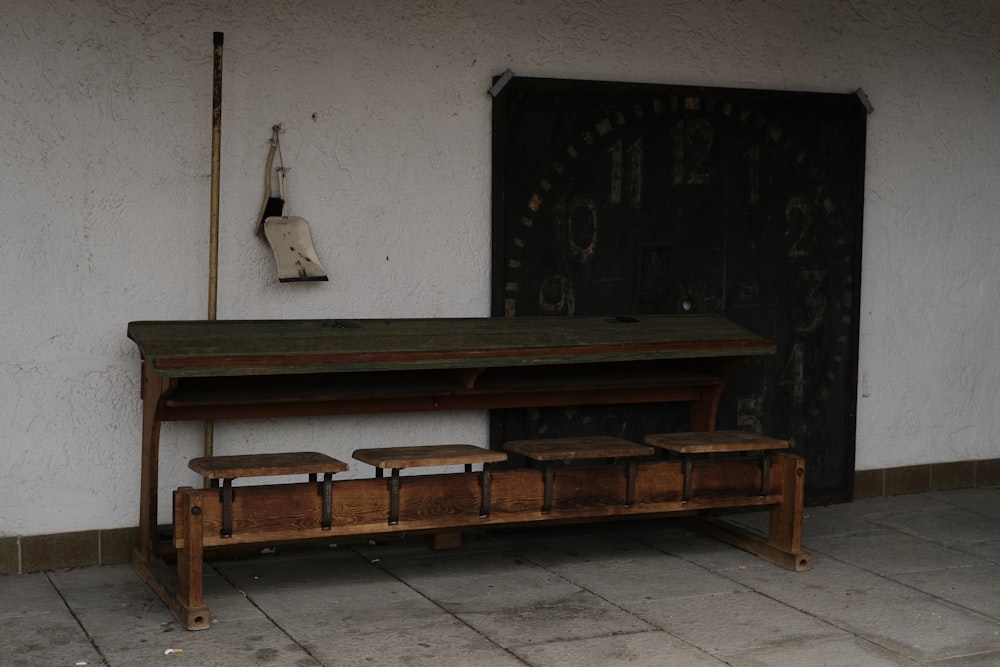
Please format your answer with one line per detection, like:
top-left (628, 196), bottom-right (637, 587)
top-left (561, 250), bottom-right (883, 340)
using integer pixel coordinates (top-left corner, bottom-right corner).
top-left (2, 0), bottom-right (998, 536)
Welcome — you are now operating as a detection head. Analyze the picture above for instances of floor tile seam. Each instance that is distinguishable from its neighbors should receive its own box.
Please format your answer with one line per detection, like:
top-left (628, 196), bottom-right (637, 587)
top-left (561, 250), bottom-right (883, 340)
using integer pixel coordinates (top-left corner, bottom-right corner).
top-left (507, 629), bottom-right (730, 666)
top-left (711, 631), bottom-right (923, 664)
top-left (861, 511), bottom-right (1000, 538)
top-left (44, 571), bottom-right (111, 667)
top-left (945, 541), bottom-right (1000, 566)
top-left (509, 550), bottom-right (733, 664)
top-left (931, 491), bottom-right (1000, 520)
top-left (206, 561), bottom-right (326, 666)
top-left (835, 502), bottom-right (955, 520)
top-left (803, 544), bottom-right (1000, 624)
top-left (344, 544), bottom-right (532, 666)
top-left (925, 647), bottom-right (1000, 665)
top-left (725, 511), bottom-right (889, 537)
top-left (627, 532), bottom-right (905, 651)
top-left (687, 584), bottom-right (924, 663)
top-left (805, 525), bottom-right (997, 570)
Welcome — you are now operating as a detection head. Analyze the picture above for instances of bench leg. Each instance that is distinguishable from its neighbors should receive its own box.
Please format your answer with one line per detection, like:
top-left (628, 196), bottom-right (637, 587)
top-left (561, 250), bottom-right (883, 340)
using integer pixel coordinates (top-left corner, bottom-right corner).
top-left (175, 487), bottom-right (212, 630)
top-left (768, 454), bottom-right (807, 562)
top-left (677, 454), bottom-right (811, 572)
top-left (433, 532), bottom-right (463, 550)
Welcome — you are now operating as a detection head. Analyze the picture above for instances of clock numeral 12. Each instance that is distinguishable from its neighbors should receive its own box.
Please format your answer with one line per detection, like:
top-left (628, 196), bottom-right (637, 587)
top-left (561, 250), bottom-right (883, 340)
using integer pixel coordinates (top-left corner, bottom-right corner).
top-left (608, 138), bottom-right (643, 210)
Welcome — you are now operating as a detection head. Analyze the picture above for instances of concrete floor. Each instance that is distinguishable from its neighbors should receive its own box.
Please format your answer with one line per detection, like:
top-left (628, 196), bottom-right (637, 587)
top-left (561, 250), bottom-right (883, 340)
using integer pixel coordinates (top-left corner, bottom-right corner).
top-left (3, 488), bottom-right (1000, 666)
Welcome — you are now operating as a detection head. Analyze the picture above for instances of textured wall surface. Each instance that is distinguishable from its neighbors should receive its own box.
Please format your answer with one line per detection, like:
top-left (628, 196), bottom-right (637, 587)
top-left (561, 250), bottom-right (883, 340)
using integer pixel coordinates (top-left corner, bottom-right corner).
top-left (1, 0), bottom-right (998, 535)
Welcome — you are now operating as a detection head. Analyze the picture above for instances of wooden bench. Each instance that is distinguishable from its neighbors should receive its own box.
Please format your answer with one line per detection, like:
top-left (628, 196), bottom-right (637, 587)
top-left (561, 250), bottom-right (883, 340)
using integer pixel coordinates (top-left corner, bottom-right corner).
top-left (502, 436), bottom-right (654, 513)
top-left (188, 452), bottom-right (348, 538)
top-left (352, 445), bottom-right (508, 526)
top-left (643, 430), bottom-right (789, 502)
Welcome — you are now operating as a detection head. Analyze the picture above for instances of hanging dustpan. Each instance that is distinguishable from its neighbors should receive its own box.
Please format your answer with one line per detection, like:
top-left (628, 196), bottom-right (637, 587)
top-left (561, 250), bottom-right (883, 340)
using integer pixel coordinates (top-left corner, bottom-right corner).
top-left (255, 126), bottom-right (328, 282)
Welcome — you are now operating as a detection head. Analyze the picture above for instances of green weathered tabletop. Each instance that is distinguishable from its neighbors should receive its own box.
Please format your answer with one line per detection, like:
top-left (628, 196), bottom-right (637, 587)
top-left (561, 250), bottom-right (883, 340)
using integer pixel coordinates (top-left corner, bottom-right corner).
top-left (126, 315), bottom-right (775, 378)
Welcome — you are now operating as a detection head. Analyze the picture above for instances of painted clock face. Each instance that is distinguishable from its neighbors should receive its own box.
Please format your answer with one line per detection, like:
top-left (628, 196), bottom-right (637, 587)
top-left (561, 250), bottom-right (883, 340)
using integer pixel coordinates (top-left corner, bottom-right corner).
top-left (491, 79), bottom-right (866, 501)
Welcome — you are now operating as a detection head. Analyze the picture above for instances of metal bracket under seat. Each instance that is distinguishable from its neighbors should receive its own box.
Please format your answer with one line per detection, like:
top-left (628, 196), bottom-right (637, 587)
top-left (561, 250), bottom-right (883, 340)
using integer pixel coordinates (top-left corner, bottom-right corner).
top-left (188, 452), bottom-right (348, 538)
top-left (352, 445), bottom-right (508, 525)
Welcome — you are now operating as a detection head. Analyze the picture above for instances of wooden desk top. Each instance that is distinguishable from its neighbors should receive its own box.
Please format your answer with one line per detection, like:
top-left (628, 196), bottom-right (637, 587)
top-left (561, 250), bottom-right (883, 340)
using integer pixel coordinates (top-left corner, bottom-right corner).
top-left (127, 315), bottom-right (775, 378)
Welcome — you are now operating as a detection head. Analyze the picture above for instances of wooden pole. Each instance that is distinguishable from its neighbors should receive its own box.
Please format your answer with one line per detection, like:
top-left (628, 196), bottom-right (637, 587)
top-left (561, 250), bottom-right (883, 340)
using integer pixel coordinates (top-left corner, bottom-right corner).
top-left (205, 32), bottom-right (223, 466)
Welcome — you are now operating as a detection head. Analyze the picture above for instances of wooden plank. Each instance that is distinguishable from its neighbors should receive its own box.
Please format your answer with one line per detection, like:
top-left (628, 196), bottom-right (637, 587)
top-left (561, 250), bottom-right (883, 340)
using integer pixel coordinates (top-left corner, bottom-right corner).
top-left (158, 368), bottom-right (723, 422)
top-left (645, 430), bottom-right (790, 454)
top-left (352, 444), bottom-right (507, 470)
top-left (127, 315), bottom-right (775, 377)
top-left (188, 452), bottom-right (348, 479)
top-left (504, 436), bottom-right (654, 461)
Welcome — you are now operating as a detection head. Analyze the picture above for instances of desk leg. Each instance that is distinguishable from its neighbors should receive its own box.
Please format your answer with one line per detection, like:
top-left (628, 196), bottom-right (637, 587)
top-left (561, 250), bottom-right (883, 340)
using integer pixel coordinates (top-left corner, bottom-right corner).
top-left (678, 454), bottom-right (811, 572)
top-left (137, 363), bottom-right (172, 562)
top-left (768, 454), bottom-right (808, 566)
top-left (131, 487), bottom-right (212, 631)
top-left (133, 365), bottom-right (212, 630)
top-left (688, 357), bottom-right (746, 431)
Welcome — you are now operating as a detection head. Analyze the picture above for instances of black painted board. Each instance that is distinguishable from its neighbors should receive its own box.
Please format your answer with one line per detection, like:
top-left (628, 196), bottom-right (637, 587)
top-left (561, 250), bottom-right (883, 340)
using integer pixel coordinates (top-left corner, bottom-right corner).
top-left (490, 77), bottom-right (867, 503)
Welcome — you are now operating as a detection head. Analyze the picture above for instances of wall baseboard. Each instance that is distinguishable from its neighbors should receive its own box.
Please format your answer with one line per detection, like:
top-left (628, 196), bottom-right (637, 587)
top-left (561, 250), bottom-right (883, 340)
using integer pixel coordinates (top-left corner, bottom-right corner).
top-left (4, 458), bottom-right (1000, 575)
top-left (853, 458), bottom-right (1000, 499)
top-left (1, 527), bottom-right (137, 576)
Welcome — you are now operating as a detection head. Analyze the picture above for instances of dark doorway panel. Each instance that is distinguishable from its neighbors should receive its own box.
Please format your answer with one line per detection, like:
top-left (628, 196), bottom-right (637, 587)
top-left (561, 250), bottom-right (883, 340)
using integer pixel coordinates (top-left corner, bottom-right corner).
top-left (490, 77), bottom-right (867, 502)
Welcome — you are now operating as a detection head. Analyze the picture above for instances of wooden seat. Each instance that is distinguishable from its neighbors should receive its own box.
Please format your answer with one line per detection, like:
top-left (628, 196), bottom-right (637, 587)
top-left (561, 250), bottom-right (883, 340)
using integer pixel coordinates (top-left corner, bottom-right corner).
top-left (643, 430), bottom-right (788, 455)
top-left (352, 444), bottom-right (507, 525)
top-left (643, 430), bottom-right (789, 501)
top-left (189, 451), bottom-right (349, 479)
top-left (188, 452), bottom-right (348, 537)
top-left (352, 444), bottom-right (508, 470)
top-left (503, 436), bottom-right (654, 512)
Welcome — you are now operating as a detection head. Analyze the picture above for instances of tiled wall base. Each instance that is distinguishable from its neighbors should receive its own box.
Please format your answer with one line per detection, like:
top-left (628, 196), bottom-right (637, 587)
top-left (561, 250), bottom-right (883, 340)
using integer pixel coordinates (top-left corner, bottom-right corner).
top-left (853, 458), bottom-right (1000, 499)
top-left (0, 527), bottom-right (137, 576)
top-left (3, 459), bottom-right (1000, 574)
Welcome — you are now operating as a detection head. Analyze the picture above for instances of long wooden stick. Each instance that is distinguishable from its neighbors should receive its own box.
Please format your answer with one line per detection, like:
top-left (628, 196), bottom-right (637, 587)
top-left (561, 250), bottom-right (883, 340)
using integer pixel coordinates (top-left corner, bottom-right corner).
top-left (205, 32), bottom-right (223, 465)
top-left (208, 32), bottom-right (222, 322)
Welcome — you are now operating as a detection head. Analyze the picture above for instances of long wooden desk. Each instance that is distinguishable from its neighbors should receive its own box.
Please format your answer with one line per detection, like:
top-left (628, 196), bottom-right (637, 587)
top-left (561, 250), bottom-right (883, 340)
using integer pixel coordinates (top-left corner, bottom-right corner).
top-left (127, 315), bottom-right (808, 630)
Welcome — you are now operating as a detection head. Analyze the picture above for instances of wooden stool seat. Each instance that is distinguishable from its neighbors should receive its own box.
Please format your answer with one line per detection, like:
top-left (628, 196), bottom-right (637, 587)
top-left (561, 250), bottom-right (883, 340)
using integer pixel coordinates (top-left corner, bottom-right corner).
top-left (503, 435), bottom-right (654, 461)
top-left (188, 452), bottom-right (348, 537)
top-left (188, 451), bottom-right (349, 479)
top-left (352, 444), bottom-right (507, 525)
top-left (643, 430), bottom-right (789, 454)
top-left (352, 444), bottom-right (508, 470)
top-left (643, 431), bottom-right (788, 502)
top-left (503, 436), bottom-right (653, 512)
